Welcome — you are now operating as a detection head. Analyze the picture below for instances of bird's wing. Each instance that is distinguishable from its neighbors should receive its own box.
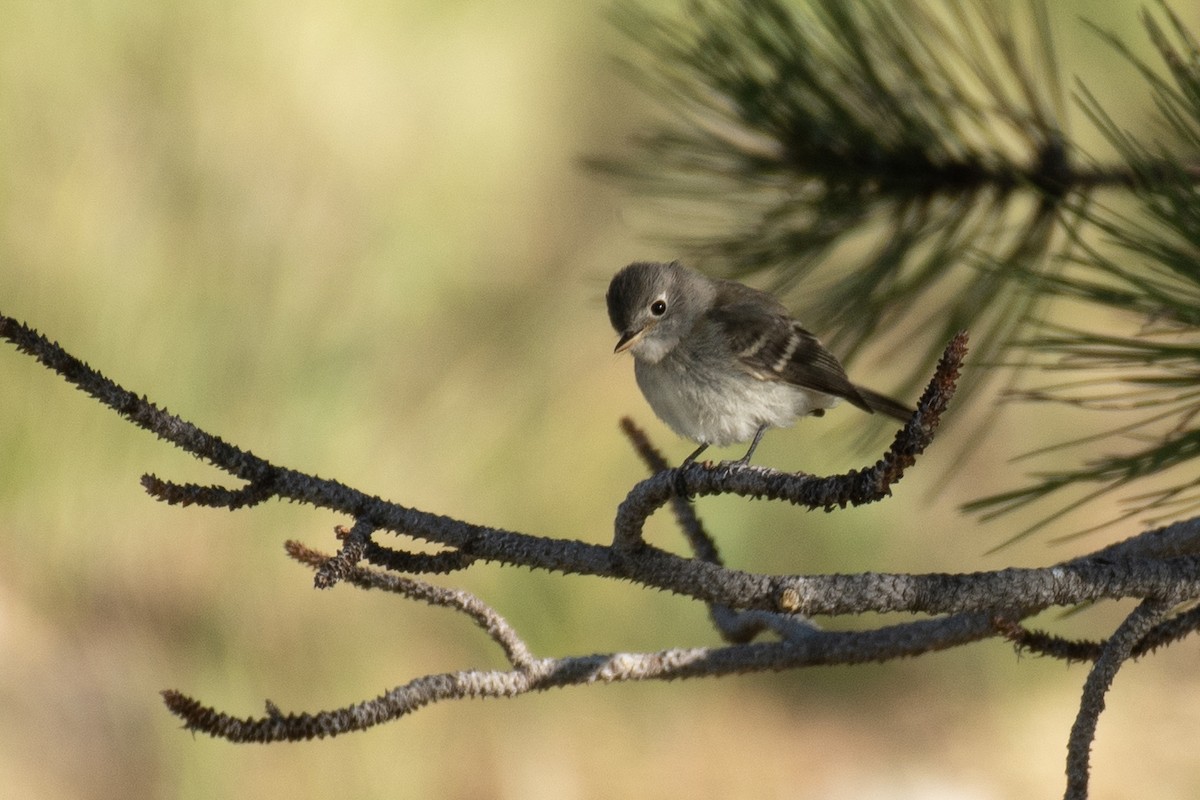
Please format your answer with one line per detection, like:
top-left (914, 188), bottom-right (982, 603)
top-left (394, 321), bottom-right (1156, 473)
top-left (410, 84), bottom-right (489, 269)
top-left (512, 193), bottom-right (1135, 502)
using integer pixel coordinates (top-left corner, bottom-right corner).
top-left (707, 295), bottom-right (872, 412)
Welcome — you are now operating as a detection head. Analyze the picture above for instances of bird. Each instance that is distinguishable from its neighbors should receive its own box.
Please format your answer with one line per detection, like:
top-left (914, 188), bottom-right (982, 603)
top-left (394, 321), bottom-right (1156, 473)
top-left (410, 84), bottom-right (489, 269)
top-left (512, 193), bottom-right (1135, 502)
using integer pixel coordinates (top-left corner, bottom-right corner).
top-left (606, 260), bottom-right (912, 466)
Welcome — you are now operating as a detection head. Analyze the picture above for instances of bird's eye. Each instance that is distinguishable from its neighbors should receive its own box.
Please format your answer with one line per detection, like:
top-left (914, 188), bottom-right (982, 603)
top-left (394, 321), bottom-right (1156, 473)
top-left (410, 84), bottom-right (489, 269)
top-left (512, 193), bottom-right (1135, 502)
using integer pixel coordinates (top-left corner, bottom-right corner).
top-left (650, 299), bottom-right (667, 316)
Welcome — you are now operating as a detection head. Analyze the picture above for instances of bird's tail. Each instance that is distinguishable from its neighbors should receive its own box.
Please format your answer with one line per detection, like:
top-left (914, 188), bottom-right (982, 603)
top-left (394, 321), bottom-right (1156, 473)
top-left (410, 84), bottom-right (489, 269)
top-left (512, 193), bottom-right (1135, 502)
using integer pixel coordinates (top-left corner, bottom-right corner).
top-left (854, 386), bottom-right (914, 423)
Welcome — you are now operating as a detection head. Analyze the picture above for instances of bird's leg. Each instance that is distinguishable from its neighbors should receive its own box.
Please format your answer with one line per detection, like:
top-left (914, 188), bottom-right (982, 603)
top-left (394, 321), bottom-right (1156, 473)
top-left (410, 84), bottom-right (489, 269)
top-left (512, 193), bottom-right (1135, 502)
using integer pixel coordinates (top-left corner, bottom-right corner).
top-left (673, 443), bottom-right (709, 500)
top-left (680, 442), bottom-right (709, 467)
top-left (732, 425), bottom-right (768, 466)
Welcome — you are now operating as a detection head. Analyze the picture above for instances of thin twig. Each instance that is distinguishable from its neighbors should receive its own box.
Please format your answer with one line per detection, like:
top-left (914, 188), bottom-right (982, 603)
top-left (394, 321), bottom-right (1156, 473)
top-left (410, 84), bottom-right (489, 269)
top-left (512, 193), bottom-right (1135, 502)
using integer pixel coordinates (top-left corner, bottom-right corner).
top-left (141, 475), bottom-right (276, 509)
top-left (162, 611), bottom-right (1000, 742)
top-left (361, 541), bottom-right (477, 575)
top-left (1064, 594), bottom-right (1187, 800)
top-left (313, 521), bottom-right (374, 589)
top-left (613, 331), bottom-right (967, 548)
top-left (994, 601), bottom-right (1200, 663)
top-left (286, 541), bottom-right (538, 670)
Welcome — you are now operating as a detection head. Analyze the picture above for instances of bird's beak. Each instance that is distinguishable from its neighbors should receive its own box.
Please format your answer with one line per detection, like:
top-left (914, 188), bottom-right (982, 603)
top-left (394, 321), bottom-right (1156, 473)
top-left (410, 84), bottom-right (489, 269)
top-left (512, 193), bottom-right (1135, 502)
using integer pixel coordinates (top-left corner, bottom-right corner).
top-left (614, 327), bottom-right (645, 354)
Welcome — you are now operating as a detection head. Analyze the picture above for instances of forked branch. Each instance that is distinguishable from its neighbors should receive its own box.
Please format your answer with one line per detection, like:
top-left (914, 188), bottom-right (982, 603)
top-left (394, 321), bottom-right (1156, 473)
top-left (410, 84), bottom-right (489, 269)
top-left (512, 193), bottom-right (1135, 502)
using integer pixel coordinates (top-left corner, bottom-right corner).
top-left (4, 312), bottom-right (1200, 796)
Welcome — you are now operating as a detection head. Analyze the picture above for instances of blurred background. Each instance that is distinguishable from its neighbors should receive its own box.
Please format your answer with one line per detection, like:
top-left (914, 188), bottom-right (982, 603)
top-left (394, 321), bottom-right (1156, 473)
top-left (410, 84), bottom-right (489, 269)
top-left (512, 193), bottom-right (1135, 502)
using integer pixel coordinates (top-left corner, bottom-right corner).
top-left (1, 1), bottom-right (1199, 797)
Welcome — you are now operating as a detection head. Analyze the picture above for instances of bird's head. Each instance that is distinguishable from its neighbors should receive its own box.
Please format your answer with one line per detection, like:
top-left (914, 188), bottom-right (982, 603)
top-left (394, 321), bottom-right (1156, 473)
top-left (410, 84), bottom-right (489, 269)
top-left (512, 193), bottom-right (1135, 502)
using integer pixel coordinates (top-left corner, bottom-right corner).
top-left (605, 261), bottom-right (714, 364)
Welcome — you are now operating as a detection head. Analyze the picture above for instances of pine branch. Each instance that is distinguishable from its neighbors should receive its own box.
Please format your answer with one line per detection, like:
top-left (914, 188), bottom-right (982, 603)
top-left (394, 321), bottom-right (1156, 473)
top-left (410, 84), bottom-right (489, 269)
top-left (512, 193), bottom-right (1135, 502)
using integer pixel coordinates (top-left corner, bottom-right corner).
top-left (591, 0), bottom-right (1095, 388)
top-left (598, 0), bottom-right (1200, 544)
top-left (971, 2), bottom-right (1200, 537)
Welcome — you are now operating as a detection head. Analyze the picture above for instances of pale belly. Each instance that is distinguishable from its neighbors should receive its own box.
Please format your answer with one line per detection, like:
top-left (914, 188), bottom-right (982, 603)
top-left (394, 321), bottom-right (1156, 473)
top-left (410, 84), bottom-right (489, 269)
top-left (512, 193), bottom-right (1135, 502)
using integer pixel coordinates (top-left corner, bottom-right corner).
top-left (634, 356), bottom-right (838, 446)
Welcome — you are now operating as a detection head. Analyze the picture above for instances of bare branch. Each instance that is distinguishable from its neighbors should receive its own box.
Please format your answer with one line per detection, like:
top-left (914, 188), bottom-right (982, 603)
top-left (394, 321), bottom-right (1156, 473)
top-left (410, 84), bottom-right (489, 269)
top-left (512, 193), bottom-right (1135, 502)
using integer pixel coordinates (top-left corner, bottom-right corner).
top-left (4, 312), bottom-right (1200, 618)
top-left (614, 331), bottom-right (967, 549)
top-left (141, 474), bottom-right (275, 510)
top-left (361, 542), bottom-right (477, 575)
top-left (285, 541), bottom-right (537, 670)
top-left (622, 417), bottom-right (792, 642)
top-left (7, 308), bottom-right (1200, 794)
top-left (313, 520), bottom-right (374, 589)
top-left (162, 611), bottom-right (1000, 742)
top-left (994, 599), bottom-right (1200, 663)
top-left (1065, 594), bottom-right (1189, 800)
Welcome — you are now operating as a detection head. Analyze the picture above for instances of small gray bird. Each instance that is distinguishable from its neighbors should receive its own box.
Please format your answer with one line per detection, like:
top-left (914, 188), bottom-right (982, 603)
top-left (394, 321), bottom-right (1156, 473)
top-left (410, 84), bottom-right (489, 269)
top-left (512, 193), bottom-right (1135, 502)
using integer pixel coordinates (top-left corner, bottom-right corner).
top-left (606, 261), bottom-right (912, 465)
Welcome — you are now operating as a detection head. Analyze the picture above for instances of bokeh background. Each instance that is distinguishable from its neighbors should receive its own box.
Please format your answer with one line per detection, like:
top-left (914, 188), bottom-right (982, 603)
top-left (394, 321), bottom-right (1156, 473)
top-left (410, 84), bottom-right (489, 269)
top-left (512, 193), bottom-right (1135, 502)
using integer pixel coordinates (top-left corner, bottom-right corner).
top-left (2, 2), bottom-right (1199, 798)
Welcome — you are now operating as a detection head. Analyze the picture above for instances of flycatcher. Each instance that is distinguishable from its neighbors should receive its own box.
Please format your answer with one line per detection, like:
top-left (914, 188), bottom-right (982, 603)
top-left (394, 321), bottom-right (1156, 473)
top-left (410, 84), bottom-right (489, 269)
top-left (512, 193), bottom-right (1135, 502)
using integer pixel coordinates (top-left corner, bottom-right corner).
top-left (607, 261), bottom-right (911, 465)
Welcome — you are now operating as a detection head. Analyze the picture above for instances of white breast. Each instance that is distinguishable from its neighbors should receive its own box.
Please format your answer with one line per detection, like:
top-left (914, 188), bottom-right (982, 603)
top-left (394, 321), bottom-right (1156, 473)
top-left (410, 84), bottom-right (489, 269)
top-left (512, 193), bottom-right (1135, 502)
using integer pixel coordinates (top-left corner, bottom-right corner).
top-left (634, 353), bottom-right (838, 447)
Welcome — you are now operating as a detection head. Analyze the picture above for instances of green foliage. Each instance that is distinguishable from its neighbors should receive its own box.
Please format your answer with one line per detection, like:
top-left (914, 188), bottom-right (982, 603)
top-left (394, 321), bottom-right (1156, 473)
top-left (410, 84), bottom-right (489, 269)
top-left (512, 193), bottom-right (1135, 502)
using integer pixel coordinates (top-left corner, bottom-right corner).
top-left (601, 0), bottom-right (1200, 539)
top-left (595, 0), bottom-right (1078, 380)
top-left (969, 3), bottom-right (1200, 541)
